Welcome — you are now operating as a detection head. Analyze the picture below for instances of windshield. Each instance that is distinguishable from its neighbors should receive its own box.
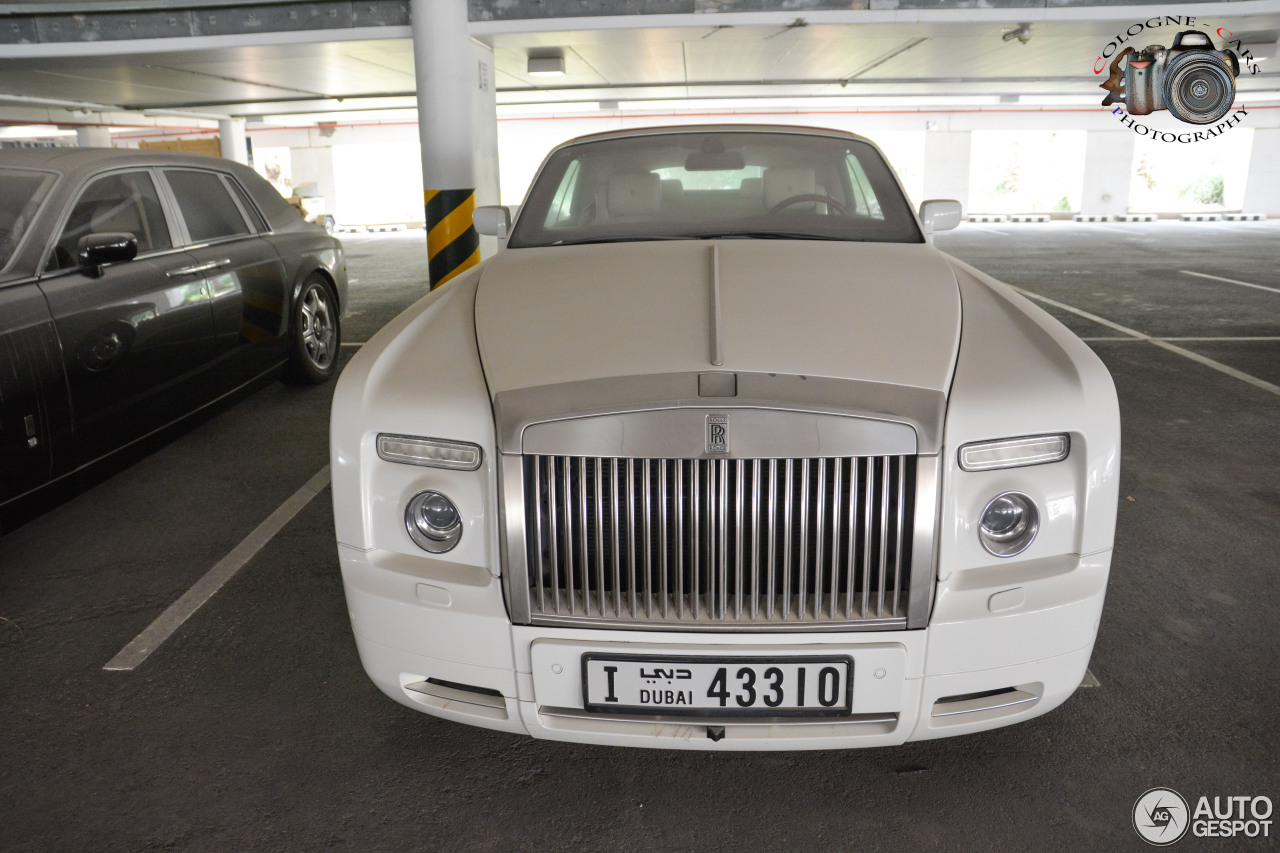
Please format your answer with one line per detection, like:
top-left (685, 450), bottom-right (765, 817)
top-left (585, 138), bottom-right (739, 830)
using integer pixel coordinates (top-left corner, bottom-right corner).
top-left (507, 130), bottom-right (922, 249)
top-left (0, 168), bottom-right (56, 272)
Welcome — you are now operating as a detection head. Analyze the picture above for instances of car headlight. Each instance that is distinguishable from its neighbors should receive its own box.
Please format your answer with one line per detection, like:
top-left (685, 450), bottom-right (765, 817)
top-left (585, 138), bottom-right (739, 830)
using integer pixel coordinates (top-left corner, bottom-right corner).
top-left (405, 490), bottom-right (463, 553)
top-left (958, 434), bottom-right (1069, 472)
top-left (978, 491), bottom-right (1039, 557)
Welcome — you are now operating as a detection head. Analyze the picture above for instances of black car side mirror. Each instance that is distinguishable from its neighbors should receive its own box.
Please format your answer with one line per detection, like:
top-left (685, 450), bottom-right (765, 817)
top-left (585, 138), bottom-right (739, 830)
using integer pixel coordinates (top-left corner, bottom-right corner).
top-left (78, 232), bottom-right (138, 278)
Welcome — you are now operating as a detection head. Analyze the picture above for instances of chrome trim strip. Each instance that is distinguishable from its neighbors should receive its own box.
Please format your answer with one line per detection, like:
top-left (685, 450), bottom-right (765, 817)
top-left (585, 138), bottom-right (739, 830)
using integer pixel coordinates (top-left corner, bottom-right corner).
top-left (798, 459), bottom-right (810, 621)
top-left (782, 459), bottom-right (794, 622)
top-left (907, 455), bottom-right (940, 629)
top-left (710, 244), bottom-right (723, 367)
top-left (594, 457), bottom-right (606, 618)
top-left (845, 458), bottom-right (858, 620)
top-left (675, 460), bottom-right (685, 621)
top-left (862, 458), bottom-right (874, 619)
top-left (750, 459), bottom-right (761, 621)
top-left (931, 689), bottom-right (1038, 718)
top-left (493, 372), bottom-right (943, 455)
top-left (539, 706), bottom-right (900, 728)
top-left (529, 614), bottom-right (909, 633)
top-left (611, 458), bottom-right (622, 618)
top-left (734, 459), bottom-right (745, 621)
top-left (893, 455), bottom-right (906, 617)
top-left (577, 456), bottom-right (588, 616)
top-left (766, 459), bottom-right (777, 621)
top-left (499, 454), bottom-right (531, 625)
top-left (878, 455), bottom-right (890, 617)
top-left (829, 459), bottom-right (842, 619)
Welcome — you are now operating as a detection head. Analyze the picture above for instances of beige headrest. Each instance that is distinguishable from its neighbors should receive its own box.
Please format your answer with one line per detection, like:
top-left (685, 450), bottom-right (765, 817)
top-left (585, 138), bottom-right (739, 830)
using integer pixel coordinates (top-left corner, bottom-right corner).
top-left (607, 172), bottom-right (661, 218)
top-left (764, 167), bottom-right (816, 209)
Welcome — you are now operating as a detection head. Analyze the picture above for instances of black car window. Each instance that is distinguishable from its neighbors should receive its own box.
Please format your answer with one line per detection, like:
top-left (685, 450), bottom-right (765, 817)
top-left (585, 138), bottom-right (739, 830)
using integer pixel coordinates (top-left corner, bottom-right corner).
top-left (223, 175), bottom-right (268, 233)
top-left (0, 168), bottom-right (55, 271)
top-left (50, 170), bottom-right (172, 270)
top-left (164, 169), bottom-right (252, 243)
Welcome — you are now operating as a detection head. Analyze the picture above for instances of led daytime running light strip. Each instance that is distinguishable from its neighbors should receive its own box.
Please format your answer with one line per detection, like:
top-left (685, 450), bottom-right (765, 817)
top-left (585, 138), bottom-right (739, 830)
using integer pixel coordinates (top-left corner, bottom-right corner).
top-left (958, 434), bottom-right (1069, 472)
top-left (377, 434), bottom-right (483, 471)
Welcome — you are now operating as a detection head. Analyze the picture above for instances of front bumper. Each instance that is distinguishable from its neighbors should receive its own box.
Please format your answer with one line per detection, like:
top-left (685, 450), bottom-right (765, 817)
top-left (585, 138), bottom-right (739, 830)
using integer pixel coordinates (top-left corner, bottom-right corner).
top-left (339, 543), bottom-right (1109, 751)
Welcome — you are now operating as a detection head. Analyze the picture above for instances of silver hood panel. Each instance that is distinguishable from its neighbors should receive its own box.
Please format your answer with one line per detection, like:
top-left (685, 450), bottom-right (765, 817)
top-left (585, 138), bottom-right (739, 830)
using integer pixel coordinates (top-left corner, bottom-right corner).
top-left (474, 240), bottom-right (961, 398)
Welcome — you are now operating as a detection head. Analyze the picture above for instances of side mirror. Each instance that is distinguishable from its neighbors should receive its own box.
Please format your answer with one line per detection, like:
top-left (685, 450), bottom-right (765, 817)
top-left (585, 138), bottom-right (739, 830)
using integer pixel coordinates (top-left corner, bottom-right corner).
top-left (473, 205), bottom-right (511, 239)
top-left (918, 199), bottom-right (962, 237)
top-left (78, 232), bottom-right (138, 278)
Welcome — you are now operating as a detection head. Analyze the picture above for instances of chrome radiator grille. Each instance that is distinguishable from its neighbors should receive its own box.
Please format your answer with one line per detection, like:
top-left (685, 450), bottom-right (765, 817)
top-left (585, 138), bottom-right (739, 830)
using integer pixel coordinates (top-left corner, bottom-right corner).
top-left (522, 455), bottom-right (915, 629)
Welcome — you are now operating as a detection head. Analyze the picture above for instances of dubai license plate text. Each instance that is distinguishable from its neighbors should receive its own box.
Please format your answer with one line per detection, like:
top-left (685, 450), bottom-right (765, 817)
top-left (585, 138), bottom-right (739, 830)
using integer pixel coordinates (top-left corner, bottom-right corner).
top-left (582, 655), bottom-right (853, 717)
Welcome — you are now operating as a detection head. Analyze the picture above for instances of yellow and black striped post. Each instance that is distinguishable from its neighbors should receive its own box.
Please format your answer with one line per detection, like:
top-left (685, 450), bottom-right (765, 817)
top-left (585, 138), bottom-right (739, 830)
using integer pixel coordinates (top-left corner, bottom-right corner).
top-left (425, 188), bottom-right (480, 288)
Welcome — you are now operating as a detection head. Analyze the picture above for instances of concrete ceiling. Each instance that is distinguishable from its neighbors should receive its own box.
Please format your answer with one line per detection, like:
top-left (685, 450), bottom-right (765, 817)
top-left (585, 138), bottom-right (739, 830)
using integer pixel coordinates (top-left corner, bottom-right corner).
top-left (0, 10), bottom-right (1277, 122)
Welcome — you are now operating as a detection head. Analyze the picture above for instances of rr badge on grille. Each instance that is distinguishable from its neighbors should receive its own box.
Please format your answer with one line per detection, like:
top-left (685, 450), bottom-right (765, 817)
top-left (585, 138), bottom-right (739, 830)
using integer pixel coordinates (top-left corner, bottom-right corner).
top-left (706, 414), bottom-right (729, 454)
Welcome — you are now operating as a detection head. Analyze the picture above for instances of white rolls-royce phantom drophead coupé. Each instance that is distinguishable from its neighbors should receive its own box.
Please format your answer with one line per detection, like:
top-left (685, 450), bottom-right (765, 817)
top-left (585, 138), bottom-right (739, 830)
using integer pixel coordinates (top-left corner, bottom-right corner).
top-left (330, 125), bottom-right (1120, 750)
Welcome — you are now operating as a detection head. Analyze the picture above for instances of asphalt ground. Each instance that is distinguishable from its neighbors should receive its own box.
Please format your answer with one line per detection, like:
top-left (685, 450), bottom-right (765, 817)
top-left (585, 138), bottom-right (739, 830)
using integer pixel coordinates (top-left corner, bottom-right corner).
top-left (1, 223), bottom-right (1277, 852)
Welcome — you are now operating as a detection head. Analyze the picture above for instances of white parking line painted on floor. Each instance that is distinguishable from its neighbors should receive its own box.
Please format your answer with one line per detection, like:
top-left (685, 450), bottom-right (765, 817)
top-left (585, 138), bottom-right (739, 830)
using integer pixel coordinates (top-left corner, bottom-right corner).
top-left (1013, 287), bottom-right (1280, 399)
top-left (340, 342), bottom-right (365, 348)
top-left (104, 466), bottom-right (331, 672)
top-left (1081, 669), bottom-right (1101, 688)
top-left (1080, 336), bottom-right (1280, 343)
top-left (1180, 270), bottom-right (1280, 295)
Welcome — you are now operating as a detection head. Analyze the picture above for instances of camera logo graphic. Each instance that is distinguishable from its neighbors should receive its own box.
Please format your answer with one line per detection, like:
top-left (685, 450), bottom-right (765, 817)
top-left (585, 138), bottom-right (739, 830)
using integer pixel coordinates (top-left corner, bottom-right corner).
top-left (1101, 30), bottom-right (1240, 124)
top-left (1134, 788), bottom-right (1191, 846)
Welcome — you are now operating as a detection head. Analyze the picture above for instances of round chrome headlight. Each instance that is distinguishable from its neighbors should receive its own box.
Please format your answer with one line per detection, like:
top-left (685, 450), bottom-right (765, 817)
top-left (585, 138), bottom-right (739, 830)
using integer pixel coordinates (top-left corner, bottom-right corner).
top-left (978, 492), bottom-right (1039, 557)
top-left (405, 490), bottom-right (462, 553)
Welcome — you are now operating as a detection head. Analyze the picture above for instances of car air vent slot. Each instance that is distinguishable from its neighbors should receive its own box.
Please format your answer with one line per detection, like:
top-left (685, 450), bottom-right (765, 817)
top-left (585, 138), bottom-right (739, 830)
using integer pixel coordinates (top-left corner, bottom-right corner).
top-left (522, 454), bottom-right (915, 630)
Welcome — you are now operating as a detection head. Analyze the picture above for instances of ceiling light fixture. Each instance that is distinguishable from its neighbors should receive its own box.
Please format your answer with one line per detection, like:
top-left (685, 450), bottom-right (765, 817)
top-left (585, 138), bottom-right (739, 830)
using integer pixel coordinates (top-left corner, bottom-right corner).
top-left (527, 49), bottom-right (566, 76)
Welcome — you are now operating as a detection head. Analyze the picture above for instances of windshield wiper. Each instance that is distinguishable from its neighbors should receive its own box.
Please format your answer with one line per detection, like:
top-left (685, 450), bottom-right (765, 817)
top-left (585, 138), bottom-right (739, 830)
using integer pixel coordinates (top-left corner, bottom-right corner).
top-left (551, 236), bottom-right (697, 246)
top-left (686, 231), bottom-right (861, 242)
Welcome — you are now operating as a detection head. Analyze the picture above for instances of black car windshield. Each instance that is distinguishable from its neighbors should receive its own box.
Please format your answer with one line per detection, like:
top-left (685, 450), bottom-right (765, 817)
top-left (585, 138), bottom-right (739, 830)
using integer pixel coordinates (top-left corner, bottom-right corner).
top-left (507, 130), bottom-right (922, 249)
top-left (0, 168), bottom-right (56, 272)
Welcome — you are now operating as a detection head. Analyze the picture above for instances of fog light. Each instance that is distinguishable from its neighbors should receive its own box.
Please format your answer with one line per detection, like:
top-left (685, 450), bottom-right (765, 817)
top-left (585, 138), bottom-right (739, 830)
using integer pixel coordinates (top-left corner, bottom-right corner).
top-left (405, 491), bottom-right (462, 553)
top-left (979, 492), bottom-right (1039, 557)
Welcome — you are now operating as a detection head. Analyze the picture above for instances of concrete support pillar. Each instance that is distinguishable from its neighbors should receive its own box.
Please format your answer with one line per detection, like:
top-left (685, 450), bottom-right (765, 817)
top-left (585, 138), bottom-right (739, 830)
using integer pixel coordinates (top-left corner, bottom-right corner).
top-left (75, 126), bottom-right (112, 148)
top-left (1241, 128), bottom-right (1280, 216)
top-left (1079, 130), bottom-right (1135, 217)
top-left (922, 131), bottom-right (971, 213)
top-left (219, 118), bottom-right (249, 165)
top-left (411, 0), bottom-right (499, 287)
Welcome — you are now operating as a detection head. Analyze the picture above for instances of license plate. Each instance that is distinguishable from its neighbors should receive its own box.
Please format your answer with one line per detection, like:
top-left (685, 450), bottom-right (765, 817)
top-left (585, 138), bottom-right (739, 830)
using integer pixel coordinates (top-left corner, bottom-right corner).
top-left (582, 654), bottom-right (853, 717)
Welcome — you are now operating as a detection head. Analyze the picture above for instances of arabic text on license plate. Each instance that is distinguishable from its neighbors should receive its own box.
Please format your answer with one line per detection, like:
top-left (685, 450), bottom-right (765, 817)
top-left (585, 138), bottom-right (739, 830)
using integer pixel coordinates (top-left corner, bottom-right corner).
top-left (582, 655), bottom-right (853, 717)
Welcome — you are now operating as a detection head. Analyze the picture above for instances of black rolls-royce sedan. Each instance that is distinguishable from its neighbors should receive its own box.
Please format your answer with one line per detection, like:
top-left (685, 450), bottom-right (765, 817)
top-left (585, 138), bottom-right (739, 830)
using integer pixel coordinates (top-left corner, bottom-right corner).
top-left (1, 147), bottom-right (347, 530)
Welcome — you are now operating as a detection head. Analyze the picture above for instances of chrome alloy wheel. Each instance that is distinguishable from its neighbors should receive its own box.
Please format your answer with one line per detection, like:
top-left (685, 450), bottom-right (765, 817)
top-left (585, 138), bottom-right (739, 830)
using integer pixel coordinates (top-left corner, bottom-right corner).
top-left (300, 282), bottom-right (336, 370)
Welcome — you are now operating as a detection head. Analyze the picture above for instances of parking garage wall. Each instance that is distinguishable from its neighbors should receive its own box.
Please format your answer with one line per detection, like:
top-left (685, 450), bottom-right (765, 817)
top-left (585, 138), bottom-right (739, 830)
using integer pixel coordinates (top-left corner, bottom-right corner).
top-left (112, 105), bottom-right (1280, 221)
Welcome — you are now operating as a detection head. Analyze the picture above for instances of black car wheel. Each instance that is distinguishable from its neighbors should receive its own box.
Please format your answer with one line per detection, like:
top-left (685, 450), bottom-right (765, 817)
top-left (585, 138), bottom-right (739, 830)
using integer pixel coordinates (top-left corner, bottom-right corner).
top-left (284, 274), bottom-right (340, 384)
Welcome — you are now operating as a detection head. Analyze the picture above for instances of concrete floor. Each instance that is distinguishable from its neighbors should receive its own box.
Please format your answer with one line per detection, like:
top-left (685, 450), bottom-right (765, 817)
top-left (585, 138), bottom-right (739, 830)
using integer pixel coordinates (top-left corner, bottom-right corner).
top-left (1, 223), bottom-right (1277, 851)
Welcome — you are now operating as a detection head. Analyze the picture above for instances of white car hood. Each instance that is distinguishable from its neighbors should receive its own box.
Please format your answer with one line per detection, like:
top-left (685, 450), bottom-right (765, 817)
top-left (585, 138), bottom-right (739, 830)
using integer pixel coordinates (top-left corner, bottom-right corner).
top-left (474, 239), bottom-right (961, 397)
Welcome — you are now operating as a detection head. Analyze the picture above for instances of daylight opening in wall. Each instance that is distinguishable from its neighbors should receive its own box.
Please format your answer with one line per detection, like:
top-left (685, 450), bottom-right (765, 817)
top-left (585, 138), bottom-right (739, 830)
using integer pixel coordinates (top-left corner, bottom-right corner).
top-left (968, 130), bottom-right (1086, 214)
top-left (332, 143), bottom-right (425, 226)
top-left (1127, 129), bottom-right (1253, 213)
